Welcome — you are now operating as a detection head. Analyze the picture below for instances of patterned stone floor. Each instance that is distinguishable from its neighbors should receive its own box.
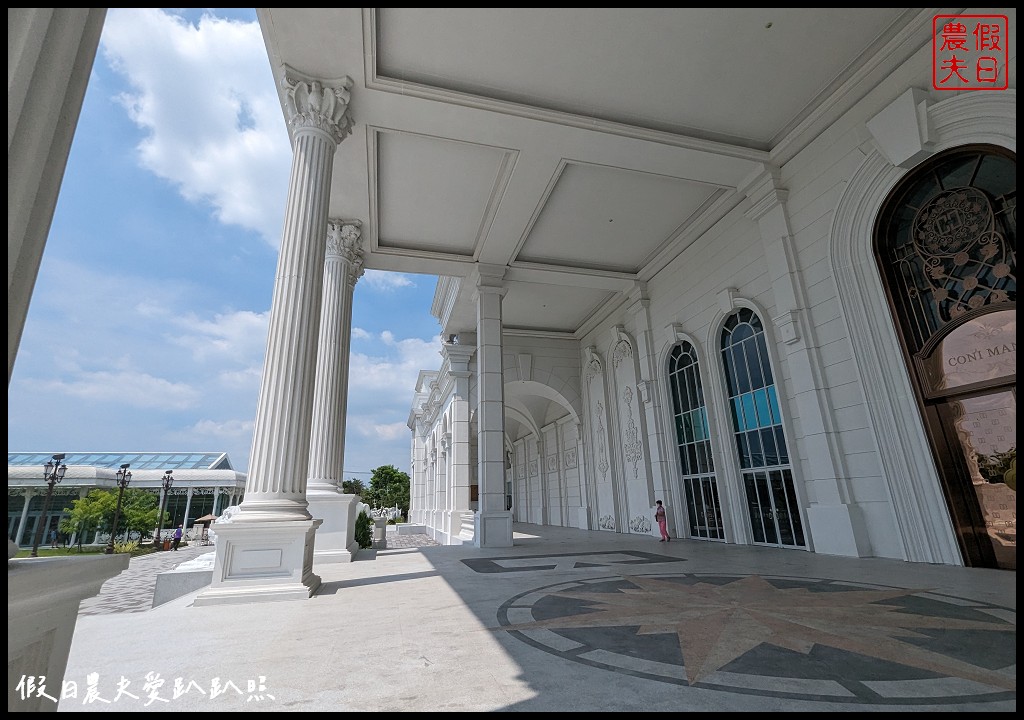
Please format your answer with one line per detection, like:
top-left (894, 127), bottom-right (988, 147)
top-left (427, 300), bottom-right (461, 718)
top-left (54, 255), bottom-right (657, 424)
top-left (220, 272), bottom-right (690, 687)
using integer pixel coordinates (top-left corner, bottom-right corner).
top-left (58, 525), bottom-right (1013, 712)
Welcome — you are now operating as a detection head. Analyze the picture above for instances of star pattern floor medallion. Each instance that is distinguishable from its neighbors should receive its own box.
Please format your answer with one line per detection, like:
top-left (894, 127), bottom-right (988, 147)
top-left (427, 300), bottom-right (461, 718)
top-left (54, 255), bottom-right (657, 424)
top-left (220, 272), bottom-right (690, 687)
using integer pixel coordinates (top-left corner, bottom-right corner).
top-left (495, 573), bottom-right (1016, 705)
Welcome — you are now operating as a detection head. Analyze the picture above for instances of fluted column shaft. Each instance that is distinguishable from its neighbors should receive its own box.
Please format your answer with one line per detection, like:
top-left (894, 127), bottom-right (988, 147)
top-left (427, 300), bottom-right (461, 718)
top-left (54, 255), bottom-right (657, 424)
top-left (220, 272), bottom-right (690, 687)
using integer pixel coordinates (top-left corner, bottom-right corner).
top-left (240, 75), bottom-right (354, 521)
top-left (308, 220), bottom-right (364, 493)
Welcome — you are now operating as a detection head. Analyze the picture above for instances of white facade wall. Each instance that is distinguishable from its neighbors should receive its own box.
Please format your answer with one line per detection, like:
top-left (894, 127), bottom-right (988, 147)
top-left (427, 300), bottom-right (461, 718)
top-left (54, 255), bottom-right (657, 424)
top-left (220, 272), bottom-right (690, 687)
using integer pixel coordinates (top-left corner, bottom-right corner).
top-left (573, 38), bottom-right (1015, 558)
top-left (412, 22), bottom-right (1016, 561)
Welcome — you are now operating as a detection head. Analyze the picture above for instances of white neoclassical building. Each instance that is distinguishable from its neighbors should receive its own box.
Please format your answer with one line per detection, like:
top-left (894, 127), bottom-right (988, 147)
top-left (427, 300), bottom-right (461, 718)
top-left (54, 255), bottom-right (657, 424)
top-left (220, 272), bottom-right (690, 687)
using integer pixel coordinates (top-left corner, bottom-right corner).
top-left (388, 10), bottom-right (1016, 570)
top-left (9, 7), bottom-right (1016, 634)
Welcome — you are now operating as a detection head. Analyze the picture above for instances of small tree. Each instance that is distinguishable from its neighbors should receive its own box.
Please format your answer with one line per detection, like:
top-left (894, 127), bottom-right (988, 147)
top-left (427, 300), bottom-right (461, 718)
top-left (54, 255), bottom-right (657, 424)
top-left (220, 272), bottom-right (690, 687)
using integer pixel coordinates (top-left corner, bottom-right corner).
top-left (341, 478), bottom-right (366, 496)
top-left (119, 488), bottom-right (161, 541)
top-left (59, 487), bottom-right (162, 546)
top-left (354, 511), bottom-right (372, 549)
top-left (362, 465), bottom-right (410, 518)
top-left (61, 489), bottom-right (115, 549)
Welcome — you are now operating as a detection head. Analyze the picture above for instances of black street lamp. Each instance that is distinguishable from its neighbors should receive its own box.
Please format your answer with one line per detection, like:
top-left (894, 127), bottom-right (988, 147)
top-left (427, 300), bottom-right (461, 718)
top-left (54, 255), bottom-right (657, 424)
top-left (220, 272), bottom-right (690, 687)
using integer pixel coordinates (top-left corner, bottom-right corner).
top-left (31, 453), bottom-right (67, 557)
top-left (155, 470), bottom-right (173, 550)
top-left (105, 463), bottom-right (132, 554)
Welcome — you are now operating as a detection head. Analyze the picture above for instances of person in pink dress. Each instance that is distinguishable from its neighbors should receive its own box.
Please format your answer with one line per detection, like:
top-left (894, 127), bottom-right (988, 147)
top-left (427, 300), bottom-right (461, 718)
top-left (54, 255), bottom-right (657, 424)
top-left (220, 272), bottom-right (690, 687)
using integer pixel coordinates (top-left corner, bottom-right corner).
top-left (655, 500), bottom-right (670, 541)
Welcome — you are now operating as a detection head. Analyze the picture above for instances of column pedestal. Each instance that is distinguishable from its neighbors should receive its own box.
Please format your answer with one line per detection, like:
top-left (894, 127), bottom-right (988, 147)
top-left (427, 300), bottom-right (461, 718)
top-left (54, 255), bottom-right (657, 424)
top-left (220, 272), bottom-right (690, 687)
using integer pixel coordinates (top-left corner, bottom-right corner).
top-left (309, 492), bottom-right (360, 564)
top-left (194, 519), bottom-right (322, 606)
top-left (371, 517), bottom-right (388, 549)
top-left (806, 504), bottom-right (868, 557)
top-left (475, 510), bottom-right (514, 548)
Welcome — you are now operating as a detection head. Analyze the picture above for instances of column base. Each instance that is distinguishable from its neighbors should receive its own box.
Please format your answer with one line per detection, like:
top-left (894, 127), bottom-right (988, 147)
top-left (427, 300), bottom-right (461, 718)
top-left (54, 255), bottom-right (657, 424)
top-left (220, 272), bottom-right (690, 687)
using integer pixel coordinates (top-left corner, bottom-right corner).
top-left (194, 519), bottom-right (322, 606)
top-left (308, 491), bottom-right (360, 564)
top-left (805, 503), bottom-right (870, 557)
top-left (475, 510), bottom-right (513, 548)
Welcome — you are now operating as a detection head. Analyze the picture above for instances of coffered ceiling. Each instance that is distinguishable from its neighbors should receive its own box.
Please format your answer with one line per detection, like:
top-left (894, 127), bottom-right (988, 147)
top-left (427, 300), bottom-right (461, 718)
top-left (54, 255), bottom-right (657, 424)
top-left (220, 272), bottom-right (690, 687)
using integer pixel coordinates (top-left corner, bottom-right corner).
top-left (257, 7), bottom-right (930, 338)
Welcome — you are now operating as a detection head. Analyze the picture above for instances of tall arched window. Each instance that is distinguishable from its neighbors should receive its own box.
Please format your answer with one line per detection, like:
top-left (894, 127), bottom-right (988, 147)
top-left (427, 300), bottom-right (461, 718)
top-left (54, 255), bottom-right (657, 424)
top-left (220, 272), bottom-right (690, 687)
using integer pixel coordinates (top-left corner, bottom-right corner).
top-left (721, 309), bottom-right (804, 548)
top-left (875, 145), bottom-right (1015, 570)
top-left (667, 342), bottom-right (723, 540)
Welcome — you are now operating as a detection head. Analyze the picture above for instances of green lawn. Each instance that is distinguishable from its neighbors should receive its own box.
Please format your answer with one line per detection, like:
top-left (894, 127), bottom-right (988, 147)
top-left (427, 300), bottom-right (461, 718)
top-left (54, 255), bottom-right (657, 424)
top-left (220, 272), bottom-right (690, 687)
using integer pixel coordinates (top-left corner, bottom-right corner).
top-left (13, 545), bottom-right (159, 559)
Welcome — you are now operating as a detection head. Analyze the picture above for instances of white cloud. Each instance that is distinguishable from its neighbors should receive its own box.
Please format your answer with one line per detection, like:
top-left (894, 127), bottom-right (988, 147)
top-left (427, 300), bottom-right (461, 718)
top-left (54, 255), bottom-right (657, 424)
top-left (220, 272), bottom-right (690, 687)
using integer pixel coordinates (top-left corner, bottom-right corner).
top-left (348, 416), bottom-right (411, 440)
top-left (190, 418), bottom-right (254, 439)
top-left (351, 327), bottom-right (371, 340)
top-left (175, 418), bottom-right (256, 469)
top-left (169, 309), bottom-right (269, 364)
top-left (33, 370), bottom-right (201, 410)
top-left (372, 421), bottom-right (412, 441)
top-left (100, 9), bottom-right (290, 247)
top-left (362, 269), bottom-right (415, 291)
top-left (216, 366), bottom-right (263, 389)
top-left (349, 336), bottom-right (441, 395)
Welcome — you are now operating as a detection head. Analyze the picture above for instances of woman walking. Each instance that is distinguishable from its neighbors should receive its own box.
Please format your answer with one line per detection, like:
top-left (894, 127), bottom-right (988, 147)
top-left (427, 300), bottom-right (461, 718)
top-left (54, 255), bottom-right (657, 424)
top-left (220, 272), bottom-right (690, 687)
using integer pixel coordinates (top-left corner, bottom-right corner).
top-left (655, 500), bottom-right (670, 541)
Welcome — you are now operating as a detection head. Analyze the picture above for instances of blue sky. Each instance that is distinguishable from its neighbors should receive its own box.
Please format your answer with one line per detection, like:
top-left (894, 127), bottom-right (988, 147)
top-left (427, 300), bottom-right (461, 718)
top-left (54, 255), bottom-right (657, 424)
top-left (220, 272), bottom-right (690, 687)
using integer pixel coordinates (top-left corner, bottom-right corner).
top-left (8, 8), bottom-right (443, 478)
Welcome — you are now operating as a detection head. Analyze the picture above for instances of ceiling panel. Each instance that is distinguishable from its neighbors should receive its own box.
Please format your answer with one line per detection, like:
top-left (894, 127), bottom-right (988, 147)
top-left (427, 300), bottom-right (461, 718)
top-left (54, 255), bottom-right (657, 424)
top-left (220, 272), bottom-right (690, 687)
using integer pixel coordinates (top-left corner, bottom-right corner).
top-left (501, 281), bottom-right (614, 334)
top-left (517, 163), bottom-right (718, 274)
top-left (258, 7), bottom-right (929, 342)
top-left (376, 130), bottom-right (511, 256)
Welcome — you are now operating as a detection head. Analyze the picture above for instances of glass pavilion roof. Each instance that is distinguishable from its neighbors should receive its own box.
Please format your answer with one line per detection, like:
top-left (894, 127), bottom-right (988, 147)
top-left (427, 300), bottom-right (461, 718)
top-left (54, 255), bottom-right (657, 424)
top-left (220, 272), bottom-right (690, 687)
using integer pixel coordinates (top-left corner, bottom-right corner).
top-left (7, 452), bottom-right (233, 471)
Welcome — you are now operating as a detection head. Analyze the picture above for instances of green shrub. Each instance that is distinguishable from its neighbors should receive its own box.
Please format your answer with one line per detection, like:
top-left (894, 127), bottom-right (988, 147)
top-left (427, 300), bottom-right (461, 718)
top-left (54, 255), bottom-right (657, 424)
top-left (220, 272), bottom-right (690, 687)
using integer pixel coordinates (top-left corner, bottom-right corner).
top-left (114, 539), bottom-right (139, 554)
top-left (354, 511), bottom-right (372, 549)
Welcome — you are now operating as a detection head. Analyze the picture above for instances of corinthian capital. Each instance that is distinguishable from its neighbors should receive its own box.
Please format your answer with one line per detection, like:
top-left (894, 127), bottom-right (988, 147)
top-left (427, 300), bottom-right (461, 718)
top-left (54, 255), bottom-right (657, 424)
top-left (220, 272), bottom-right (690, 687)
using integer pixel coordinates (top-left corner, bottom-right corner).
top-left (326, 219), bottom-right (365, 283)
top-left (282, 68), bottom-right (354, 144)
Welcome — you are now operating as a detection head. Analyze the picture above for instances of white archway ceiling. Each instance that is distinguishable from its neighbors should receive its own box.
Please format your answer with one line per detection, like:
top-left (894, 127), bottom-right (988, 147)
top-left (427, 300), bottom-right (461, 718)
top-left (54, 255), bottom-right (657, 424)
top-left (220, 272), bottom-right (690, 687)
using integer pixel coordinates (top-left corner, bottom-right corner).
top-left (258, 7), bottom-right (927, 337)
top-left (504, 382), bottom-right (573, 443)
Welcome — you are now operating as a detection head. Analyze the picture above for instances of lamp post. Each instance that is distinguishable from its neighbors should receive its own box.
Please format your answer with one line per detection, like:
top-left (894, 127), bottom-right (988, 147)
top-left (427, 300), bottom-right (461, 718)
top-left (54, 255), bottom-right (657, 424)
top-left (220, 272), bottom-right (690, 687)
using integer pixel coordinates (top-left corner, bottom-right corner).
top-left (105, 463), bottom-right (132, 554)
top-left (155, 470), bottom-right (173, 550)
top-left (30, 453), bottom-right (67, 557)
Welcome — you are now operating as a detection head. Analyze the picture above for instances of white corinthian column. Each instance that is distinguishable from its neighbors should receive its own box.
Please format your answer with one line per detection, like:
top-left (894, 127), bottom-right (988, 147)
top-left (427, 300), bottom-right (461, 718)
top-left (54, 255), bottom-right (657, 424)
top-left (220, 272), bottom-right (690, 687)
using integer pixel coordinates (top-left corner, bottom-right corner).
top-left (308, 219), bottom-right (364, 564)
top-left (196, 71), bottom-right (354, 606)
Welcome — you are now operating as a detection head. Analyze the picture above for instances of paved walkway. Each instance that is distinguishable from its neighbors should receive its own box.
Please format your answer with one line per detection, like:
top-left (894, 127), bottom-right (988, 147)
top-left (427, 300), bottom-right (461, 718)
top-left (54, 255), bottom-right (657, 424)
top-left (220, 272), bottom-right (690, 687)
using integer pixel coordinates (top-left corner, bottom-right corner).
top-left (78, 533), bottom-right (441, 614)
top-left (58, 524), bottom-right (1014, 712)
top-left (77, 543), bottom-right (213, 615)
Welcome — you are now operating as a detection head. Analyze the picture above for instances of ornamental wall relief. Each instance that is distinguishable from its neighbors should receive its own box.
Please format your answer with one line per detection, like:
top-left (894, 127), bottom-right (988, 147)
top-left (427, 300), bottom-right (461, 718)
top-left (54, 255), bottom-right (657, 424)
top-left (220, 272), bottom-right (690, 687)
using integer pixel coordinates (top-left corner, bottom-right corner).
top-left (622, 386), bottom-right (643, 478)
top-left (564, 447), bottom-right (578, 469)
top-left (547, 455), bottom-right (558, 473)
top-left (630, 514), bottom-right (652, 533)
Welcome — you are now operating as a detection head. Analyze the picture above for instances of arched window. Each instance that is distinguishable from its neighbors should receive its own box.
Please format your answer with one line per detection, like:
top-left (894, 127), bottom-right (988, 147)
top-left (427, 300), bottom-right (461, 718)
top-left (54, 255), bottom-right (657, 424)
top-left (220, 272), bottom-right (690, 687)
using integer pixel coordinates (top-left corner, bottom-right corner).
top-left (721, 309), bottom-right (804, 548)
top-left (875, 145), bottom-right (1015, 570)
top-left (667, 342), bottom-right (723, 540)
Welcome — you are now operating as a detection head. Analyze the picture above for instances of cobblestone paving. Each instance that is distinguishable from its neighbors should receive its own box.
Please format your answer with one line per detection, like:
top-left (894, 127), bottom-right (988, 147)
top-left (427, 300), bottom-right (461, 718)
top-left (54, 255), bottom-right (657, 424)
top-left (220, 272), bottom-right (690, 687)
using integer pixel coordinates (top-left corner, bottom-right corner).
top-left (77, 543), bottom-right (213, 616)
top-left (382, 532), bottom-right (441, 549)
